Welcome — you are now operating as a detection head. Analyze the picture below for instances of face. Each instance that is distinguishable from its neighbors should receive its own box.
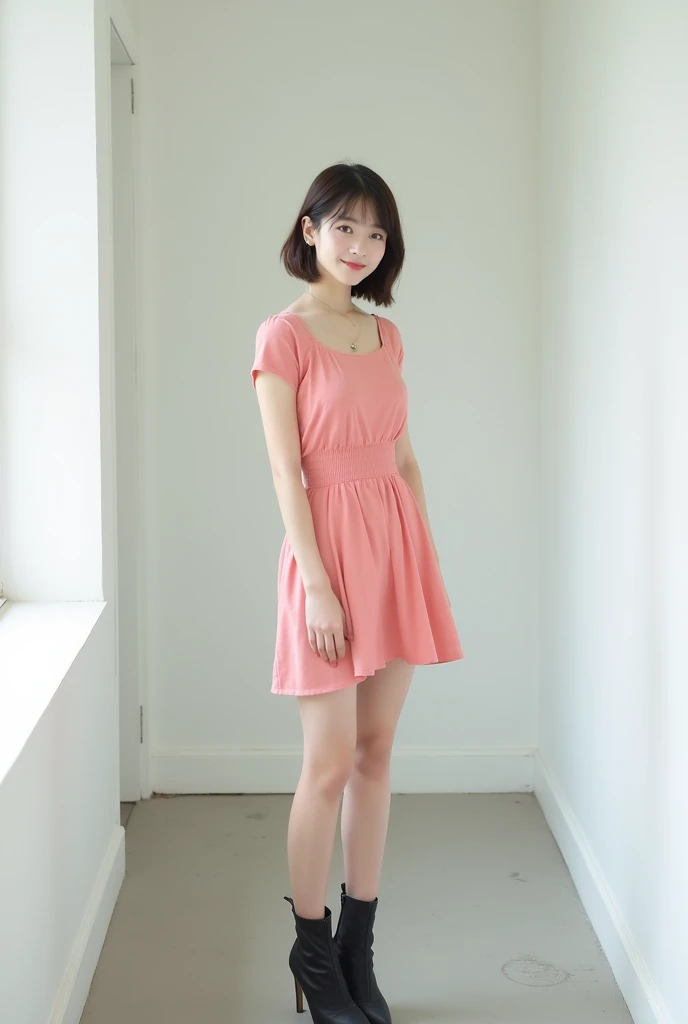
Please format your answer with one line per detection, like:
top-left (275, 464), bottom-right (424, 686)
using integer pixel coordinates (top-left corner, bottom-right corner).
top-left (303, 198), bottom-right (387, 284)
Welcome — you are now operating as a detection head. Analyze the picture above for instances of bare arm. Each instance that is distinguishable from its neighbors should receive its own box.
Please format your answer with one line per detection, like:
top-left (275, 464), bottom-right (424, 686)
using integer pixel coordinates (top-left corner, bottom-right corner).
top-left (253, 370), bottom-right (349, 663)
top-left (253, 371), bottom-right (330, 593)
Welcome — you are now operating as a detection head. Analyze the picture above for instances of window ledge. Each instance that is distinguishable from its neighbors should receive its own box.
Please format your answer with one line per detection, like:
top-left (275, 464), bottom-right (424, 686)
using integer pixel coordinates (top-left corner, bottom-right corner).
top-left (0, 600), bottom-right (107, 787)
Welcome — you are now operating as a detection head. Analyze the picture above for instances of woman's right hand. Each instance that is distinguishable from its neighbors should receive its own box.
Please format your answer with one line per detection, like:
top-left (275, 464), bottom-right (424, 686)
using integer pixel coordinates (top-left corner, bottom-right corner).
top-left (305, 584), bottom-right (350, 666)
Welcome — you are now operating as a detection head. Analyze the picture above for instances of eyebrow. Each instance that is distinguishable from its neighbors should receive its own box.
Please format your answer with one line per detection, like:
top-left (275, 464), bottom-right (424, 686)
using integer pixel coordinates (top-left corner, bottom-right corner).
top-left (337, 216), bottom-right (386, 231)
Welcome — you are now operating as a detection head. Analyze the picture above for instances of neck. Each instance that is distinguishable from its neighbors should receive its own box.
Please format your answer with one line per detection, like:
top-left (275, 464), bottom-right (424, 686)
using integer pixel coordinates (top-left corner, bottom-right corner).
top-left (305, 283), bottom-right (356, 315)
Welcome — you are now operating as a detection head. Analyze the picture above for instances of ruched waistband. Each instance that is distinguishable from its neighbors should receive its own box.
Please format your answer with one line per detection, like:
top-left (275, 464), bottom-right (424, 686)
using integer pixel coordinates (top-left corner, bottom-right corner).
top-left (301, 443), bottom-right (399, 488)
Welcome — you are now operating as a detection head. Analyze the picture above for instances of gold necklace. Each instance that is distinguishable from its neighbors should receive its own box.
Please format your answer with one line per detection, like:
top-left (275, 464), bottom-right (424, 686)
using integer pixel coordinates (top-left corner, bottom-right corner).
top-left (305, 291), bottom-right (363, 351)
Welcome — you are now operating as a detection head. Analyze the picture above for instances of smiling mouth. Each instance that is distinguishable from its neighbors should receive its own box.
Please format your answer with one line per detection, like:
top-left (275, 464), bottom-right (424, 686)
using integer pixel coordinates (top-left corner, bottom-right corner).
top-left (342, 260), bottom-right (366, 269)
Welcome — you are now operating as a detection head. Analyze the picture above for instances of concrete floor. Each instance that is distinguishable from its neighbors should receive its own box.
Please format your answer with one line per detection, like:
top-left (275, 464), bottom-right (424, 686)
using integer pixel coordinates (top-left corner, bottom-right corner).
top-left (80, 793), bottom-right (633, 1023)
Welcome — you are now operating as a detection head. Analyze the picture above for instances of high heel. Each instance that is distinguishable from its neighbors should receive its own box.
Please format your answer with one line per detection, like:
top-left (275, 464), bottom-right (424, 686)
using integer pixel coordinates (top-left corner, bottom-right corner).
top-left (294, 973), bottom-right (304, 1013)
top-left (283, 895), bottom-right (370, 1023)
top-left (333, 883), bottom-right (392, 1024)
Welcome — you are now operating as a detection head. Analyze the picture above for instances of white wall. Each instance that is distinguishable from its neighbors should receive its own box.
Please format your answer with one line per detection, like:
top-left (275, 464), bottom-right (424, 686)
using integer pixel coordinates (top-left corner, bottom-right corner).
top-left (0, 0), bottom-right (104, 600)
top-left (0, 609), bottom-right (122, 1024)
top-left (536, 3), bottom-right (688, 1024)
top-left (115, 0), bottom-right (138, 34)
top-left (0, 1), bottom-right (129, 1022)
top-left (137, 0), bottom-right (541, 793)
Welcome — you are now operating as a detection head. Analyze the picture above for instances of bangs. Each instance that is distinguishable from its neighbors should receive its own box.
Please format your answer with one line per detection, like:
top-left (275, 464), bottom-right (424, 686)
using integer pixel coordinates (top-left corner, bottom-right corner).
top-left (326, 194), bottom-right (388, 234)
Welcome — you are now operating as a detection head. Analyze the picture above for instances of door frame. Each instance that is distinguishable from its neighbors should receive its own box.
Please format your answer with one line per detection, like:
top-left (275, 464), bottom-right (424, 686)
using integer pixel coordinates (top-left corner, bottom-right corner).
top-left (109, 2), bottom-right (150, 801)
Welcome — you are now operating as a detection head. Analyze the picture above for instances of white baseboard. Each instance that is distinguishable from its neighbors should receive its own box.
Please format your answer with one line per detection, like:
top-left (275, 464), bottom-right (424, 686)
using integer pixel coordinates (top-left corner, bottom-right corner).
top-left (534, 749), bottom-right (674, 1024)
top-left (149, 744), bottom-right (536, 794)
top-left (50, 824), bottom-right (126, 1024)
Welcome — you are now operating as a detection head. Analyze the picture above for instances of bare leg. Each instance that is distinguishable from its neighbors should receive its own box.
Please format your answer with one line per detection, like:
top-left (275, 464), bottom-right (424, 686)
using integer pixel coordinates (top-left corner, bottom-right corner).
top-left (288, 684), bottom-right (358, 919)
top-left (340, 659), bottom-right (414, 901)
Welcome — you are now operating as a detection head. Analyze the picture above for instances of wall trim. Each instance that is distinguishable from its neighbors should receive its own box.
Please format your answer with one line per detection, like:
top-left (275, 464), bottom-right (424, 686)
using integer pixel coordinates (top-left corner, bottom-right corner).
top-left (149, 745), bottom-right (536, 794)
top-left (534, 750), bottom-right (674, 1024)
top-left (50, 825), bottom-right (126, 1024)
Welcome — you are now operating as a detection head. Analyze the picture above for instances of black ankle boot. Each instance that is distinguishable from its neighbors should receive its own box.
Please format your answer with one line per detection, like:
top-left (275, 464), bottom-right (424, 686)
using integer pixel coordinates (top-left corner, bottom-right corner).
top-left (332, 883), bottom-right (392, 1024)
top-left (283, 896), bottom-right (370, 1023)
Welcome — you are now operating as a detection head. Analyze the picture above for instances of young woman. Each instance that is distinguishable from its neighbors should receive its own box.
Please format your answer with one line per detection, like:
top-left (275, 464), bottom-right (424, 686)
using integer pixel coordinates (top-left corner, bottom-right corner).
top-left (251, 162), bottom-right (464, 1024)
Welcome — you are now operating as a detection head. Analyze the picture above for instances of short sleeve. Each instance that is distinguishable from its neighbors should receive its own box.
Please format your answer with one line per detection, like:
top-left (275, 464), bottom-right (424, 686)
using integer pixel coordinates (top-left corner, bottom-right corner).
top-left (251, 315), bottom-right (301, 391)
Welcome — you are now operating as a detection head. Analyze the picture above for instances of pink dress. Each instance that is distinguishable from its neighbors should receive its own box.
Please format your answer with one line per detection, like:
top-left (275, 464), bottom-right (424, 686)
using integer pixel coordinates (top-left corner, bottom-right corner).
top-left (251, 310), bottom-right (464, 696)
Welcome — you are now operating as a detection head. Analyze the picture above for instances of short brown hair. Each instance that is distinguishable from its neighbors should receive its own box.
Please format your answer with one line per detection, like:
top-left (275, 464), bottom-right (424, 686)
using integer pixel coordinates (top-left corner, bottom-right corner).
top-left (280, 162), bottom-right (405, 308)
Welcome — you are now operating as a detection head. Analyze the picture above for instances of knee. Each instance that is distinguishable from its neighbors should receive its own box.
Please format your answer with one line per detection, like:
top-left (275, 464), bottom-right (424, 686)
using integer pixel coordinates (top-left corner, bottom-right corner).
top-left (354, 732), bottom-right (394, 778)
top-left (303, 753), bottom-right (356, 799)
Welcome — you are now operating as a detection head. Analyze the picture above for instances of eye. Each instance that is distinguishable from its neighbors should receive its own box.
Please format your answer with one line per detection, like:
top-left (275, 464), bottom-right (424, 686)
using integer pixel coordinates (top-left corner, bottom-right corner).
top-left (337, 225), bottom-right (385, 241)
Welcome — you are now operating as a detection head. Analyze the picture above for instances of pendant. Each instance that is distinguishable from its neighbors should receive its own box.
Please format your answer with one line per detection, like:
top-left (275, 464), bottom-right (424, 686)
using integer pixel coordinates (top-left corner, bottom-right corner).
top-left (350, 342), bottom-right (358, 351)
